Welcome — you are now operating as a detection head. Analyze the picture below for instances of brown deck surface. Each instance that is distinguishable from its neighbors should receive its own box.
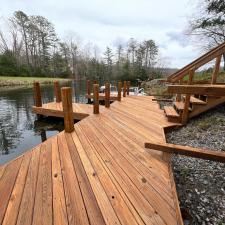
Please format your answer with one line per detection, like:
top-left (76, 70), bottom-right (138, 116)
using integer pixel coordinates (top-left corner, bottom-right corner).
top-left (0, 96), bottom-right (183, 225)
top-left (33, 102), bottom-right (105, 120)
top-left (86, 93), bottom-right (119, 100)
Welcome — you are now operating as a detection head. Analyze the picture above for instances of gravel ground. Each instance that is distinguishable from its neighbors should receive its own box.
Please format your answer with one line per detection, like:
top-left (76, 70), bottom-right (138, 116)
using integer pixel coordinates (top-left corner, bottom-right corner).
top-left (166, 104), bottom-right (225, 225)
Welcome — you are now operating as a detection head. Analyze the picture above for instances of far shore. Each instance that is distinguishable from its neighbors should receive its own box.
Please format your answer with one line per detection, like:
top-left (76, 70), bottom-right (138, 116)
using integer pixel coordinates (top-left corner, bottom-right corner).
top-left (0, 76), bottom-right (71, 87)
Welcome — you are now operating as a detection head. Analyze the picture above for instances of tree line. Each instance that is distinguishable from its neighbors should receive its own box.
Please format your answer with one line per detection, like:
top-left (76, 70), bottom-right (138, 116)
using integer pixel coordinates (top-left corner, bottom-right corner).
top-left (0, 11), bottom-right (162, 82)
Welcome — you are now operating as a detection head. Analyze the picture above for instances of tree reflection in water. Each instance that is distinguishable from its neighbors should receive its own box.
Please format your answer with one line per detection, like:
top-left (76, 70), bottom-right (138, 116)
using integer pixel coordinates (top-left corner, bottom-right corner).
top-left (0, 81), bottom-right (86, 165)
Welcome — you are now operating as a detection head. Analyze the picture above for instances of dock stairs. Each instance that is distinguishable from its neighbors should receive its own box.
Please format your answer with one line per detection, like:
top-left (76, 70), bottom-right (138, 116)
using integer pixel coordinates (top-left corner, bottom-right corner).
top-left (163, 41), bottom-right (225, 124)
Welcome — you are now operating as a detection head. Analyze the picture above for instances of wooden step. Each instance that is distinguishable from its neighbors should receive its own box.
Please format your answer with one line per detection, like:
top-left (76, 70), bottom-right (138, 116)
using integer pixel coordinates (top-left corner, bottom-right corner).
top-left (183, 96), bottom-right (206, 105)
top-left (174, 101), bottom-right (185, 111)
top-left (164, 106), bottom-right (180, 117)
top-left (189, 96), bottom-right (225, 118)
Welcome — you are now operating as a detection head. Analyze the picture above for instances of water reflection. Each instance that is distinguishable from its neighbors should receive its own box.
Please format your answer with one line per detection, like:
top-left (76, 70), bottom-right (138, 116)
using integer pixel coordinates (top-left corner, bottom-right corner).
top-left (0, 80), bottom-right (86, 164)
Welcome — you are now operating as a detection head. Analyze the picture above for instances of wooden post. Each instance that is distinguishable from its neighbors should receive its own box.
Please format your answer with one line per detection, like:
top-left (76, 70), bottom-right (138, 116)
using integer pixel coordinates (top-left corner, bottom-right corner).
top-left (211, 55), bottom-right (222, 84)
top-left (176, 79), bottom-right (183, 102)
top-left (61, 87), bottom-right (74, 133)
top-left (33, 82), bottom-right (42, 107)
top-left (93, 84), bottom-right (99, 114)
top-left (118, 82), bottom-right (122, 101)
top-left (54, 81), bottom-right (61, 103)
top-left (86, 80), bottom-right (91, 95)
top-left (127, 81), bottom-right (130, 95)
top-left (182, 68), bottom-right (195, 124)
top-left (105, 82), bottom-right (110, 108)
top-left (123, 81), bottom-right (127, 97)
top-left (86, 80), bottom-right (91, 104)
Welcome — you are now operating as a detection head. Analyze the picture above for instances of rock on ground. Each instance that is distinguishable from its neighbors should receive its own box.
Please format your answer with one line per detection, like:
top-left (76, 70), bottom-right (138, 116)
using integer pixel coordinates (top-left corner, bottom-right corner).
top-left (166, 104), bottom-right (225, 225)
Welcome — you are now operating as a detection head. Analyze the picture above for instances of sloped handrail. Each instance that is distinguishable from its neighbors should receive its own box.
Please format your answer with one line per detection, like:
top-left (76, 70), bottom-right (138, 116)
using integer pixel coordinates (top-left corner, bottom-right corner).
top-left (167, 41), bottom-right (225, 83)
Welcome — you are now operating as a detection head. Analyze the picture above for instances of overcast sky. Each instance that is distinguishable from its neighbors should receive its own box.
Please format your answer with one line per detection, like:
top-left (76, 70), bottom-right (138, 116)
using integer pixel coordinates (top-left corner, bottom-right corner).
top-left (0, 0), bottom-right (199, 68)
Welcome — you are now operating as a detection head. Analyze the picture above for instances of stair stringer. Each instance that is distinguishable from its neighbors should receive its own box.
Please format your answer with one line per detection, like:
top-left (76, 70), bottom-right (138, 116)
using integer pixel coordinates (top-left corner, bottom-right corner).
top-left (189, 96), bottom-right (225, 119)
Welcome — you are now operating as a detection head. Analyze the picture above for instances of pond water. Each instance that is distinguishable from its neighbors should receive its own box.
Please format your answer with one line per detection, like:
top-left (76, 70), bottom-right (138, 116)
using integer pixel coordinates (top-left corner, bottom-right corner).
top-left (0, 80), bottom-right (87, 165)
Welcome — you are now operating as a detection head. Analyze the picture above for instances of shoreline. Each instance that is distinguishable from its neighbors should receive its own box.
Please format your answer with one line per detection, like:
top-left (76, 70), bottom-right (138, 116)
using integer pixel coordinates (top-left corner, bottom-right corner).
top-left (0, 76), bottom-right (71, 87)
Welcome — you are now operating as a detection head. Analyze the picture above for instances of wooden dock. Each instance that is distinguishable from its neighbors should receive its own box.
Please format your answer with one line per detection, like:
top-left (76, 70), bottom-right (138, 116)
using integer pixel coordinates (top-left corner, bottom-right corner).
top-left (85, 93), bottom-right (119, 101)
top-left (0, 95), bottom-right (184, 225)
top-left (33, 102), bottom-right (105, 120)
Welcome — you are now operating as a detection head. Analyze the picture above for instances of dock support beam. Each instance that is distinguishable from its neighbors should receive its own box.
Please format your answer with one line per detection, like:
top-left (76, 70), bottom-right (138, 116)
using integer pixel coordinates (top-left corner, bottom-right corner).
top-left (54, 81), bottom-right (61, 103)
top-left (123, 81), bottom-right (127, 97)
top-left (127, 81), bottom-right (130, 95)
top-left (33, 82), bottom-right (42, 107)
top-left (93, 84), bottom-right (99, 114)
top-left (118, 82), bottom-right (122, 101)
top-left (105, 82), bottom-right (110, 108)
top-left (61, 87), bottom-right (74, 133)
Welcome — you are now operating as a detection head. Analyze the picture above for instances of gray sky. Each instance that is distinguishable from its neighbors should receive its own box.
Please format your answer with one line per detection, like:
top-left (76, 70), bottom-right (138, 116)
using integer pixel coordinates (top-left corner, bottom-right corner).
top-left (0, 0), bottom-right (199, 68)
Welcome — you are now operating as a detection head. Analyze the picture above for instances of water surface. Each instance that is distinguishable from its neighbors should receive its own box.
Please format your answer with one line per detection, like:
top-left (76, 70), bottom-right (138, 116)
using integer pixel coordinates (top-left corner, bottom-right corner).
top-left (0, 80), bottom-right (86, 164)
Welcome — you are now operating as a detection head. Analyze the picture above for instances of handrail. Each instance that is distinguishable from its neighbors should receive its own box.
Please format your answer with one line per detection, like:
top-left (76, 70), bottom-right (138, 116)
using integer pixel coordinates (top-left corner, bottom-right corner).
top-left (167, 42), bottom-right (225, 83)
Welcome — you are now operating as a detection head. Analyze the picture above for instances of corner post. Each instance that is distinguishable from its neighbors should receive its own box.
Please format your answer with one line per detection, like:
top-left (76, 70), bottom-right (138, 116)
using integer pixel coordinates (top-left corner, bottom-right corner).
top-left (123, 81), bottom-right (127, 97)
top-left (33, 82), bottom-right (42, 107)
top-left (54, 81), bottom-right (61, 103)
top-left (61, 87), bottom-right (74, 132)
top-left (118, 82), bottom-right (122, 101)
top-left (93, 84), bottom-right (99, 114)
top-left (105, 82), bottom-right (110, 108)
top-left (127, 81), bottom-right (130, 95)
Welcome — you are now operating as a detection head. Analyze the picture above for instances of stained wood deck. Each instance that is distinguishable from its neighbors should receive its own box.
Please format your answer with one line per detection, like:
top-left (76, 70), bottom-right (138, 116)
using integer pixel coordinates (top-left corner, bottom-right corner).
top-left (0, 96), bottom-right (183, 225)
top-left (86, 93), bottom-right (119, 100)
top-left (33, 102), bottom-right (105, 120)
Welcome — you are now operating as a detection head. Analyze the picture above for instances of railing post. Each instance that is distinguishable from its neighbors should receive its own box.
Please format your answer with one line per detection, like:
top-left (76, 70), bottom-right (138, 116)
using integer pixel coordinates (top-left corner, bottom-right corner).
top-left (118, 82), bottom-right (122, 101)
top-left (54, 81), bottom-right (61, 103)
top-left (33, 82), bottom-right (42, 107)
top-left (127, 81), bottom-right (130, 95)
top-left (61, 87), bottom-right (74, 133)
top-left (211, 55), bottom-right (222, 84)
top-left (86, 80), bottom-right (91, 95)
top-left (105, 82), bottom-right (110, 108)
top-left (123, 81), bottom-right (127, 97)
top-left (86, 80), bottom-right (91, 104)
top-left (181, 68), bottom-right (195, 124)
top-left (93, 84), bottom-right (99, 114)
top-left (176, 79), bottom-right (183, 102)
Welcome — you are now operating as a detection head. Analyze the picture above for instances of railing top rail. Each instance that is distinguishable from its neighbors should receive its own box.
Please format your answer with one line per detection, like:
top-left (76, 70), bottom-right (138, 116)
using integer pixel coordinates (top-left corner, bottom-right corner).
top-left (167, 41), bottom-right (225, 83)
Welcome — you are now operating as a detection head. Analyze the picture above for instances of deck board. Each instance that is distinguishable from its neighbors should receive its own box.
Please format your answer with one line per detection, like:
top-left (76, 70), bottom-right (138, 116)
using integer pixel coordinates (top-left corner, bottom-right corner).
top-left (0, 96), bottom-right (183, 225)
top-left (33, 102), bottom-right (104, 120)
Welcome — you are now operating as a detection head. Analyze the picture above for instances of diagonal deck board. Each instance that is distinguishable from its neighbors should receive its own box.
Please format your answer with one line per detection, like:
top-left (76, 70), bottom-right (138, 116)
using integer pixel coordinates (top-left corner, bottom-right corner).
top-left (0, 96), bottom-right (183, 225)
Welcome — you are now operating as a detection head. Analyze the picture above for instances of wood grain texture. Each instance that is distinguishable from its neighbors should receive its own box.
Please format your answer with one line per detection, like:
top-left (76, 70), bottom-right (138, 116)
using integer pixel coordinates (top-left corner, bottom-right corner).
top-left (54, 81), bottom-right (62, 102)
top-left (145, 142), bottom-right (225, 163)
top-left (61, 87), bottom-right (75, 132)
top-left (0, 95), bottom-right (184, 225)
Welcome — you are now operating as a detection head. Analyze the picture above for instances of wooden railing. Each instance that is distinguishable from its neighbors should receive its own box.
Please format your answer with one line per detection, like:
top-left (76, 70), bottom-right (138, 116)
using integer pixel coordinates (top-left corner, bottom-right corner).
top-left (167, 41), bottom-right (225, 83)
top-left (165, 42), bottom-right (225, 124)
top-left (33, 80), bottom-right (130, 131)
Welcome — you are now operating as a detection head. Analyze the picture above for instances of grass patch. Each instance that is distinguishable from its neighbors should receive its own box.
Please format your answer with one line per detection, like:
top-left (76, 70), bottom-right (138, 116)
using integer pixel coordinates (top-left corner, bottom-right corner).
top-left (0, 76), bottom-right (71, 87)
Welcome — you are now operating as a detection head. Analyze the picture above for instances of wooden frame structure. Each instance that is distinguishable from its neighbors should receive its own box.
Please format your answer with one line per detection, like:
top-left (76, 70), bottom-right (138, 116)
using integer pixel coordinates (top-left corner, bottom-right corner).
top-left (145, 142), bottom-right (225, 163)
top-left (164, 41), bottom-right (225, 125)
top-left (0, 93), bottom-right (185, 224)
